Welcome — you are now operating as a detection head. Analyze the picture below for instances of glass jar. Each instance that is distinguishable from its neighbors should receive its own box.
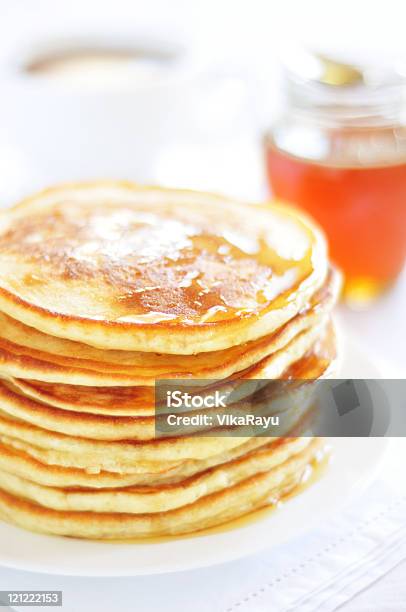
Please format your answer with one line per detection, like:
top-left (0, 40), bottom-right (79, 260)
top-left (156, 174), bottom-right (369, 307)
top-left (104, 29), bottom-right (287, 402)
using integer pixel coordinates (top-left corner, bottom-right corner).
top-left (265, 51), bottom-right (406, 306)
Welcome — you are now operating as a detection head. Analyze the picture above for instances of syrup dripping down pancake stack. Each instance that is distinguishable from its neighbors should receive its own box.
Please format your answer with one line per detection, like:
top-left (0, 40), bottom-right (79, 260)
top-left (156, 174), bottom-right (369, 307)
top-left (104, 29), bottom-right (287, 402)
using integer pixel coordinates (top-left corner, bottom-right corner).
top-left (0, 182), bottom-right (340, 539)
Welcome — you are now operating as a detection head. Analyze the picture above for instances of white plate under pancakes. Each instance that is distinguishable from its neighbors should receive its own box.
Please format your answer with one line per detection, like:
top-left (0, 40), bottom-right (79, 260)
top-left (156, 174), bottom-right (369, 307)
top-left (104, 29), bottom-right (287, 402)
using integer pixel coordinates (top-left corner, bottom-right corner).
top-left (0, 332), bottom-right (389, 576)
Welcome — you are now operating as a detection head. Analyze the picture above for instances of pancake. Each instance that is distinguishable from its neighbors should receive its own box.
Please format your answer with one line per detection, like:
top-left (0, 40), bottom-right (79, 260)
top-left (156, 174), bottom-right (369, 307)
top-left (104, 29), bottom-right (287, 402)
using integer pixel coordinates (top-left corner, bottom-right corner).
top-left (0, 182), bottom-right (328, 353)
top-left (0, 434), bottom-right (284, 487)
top-left (0, 437), bottom-right (324, 538)
top-left (0, 436), bottom-right (276, 488)
top-left (8, 379), bottom-right (155, 417)
top-left (0, 308), bottom-right (327, 387)
top-left (0, 378), bottom-right (312, 441)
top-left (0, 324), bottom-right (336, 441)
top-left (0, 390), bottom-right (314, 470)
top-left (0, 382), bottom-right (155, 440)
top-left (0, 436), bottom-right (314, 514)
top-left (8, 316), bottom-right (337, 421)
top-left (0, 409), bottom-right (250, 463)
top-left (0, 267), bottom-right (340, 381)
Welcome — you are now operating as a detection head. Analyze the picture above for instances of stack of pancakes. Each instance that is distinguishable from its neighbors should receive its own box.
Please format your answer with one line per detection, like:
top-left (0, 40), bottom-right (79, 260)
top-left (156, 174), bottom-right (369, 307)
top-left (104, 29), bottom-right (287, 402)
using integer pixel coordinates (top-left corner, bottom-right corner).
top-left (0, 182), bottom-right (340, 539)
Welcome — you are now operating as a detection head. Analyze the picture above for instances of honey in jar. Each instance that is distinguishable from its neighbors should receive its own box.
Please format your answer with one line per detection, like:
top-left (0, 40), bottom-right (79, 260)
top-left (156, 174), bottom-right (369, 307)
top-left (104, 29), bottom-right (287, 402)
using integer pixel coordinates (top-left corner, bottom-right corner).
top-left (265, 51), bottom-right (406, 305)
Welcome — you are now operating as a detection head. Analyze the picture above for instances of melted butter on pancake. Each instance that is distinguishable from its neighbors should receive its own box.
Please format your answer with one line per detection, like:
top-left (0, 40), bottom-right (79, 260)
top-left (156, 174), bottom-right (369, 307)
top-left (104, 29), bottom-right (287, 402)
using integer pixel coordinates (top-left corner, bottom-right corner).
top-left (0, 201), bottom-right (310, 324)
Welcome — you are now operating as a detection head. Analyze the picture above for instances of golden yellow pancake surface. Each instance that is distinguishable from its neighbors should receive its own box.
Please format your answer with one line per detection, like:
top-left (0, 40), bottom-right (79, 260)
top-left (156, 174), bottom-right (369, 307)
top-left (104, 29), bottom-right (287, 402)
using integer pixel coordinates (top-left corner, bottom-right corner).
top-left (0, 182), bottom-right (327, 353)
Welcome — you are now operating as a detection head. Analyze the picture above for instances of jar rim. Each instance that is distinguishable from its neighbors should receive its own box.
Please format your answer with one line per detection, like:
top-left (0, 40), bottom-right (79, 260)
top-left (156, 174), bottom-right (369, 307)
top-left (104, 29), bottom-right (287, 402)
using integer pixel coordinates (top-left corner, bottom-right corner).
top-left (281, 48), bottom-right (406, 125)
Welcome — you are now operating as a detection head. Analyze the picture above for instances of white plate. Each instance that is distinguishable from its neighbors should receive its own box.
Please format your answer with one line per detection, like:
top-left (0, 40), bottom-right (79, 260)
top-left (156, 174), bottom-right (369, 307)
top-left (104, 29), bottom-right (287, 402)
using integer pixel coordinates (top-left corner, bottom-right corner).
top-left (0, 335), bottom-right (389, 576)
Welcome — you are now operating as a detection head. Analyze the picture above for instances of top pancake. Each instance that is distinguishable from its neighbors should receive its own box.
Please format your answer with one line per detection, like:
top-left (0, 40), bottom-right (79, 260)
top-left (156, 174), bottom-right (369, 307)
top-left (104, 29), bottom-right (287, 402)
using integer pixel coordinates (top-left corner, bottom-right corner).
top-left (0, 268), bottom-right (340, 386)
top-left (0, 182), bottom-right (328, 353)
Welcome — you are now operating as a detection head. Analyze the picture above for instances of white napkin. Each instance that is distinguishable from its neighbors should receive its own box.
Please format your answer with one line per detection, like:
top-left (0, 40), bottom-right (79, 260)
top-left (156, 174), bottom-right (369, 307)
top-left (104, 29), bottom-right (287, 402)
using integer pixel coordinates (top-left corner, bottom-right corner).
top-left (1, 439), bottom-right (405, 612)
top-left (226, 481), bottom-right (406, 612)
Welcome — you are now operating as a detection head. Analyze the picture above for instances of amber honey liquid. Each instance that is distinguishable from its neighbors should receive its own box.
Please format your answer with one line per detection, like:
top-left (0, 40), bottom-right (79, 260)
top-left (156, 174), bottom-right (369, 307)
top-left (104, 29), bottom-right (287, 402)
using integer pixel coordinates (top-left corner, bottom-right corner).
top-left (265, 130), bottom-right (406, 305)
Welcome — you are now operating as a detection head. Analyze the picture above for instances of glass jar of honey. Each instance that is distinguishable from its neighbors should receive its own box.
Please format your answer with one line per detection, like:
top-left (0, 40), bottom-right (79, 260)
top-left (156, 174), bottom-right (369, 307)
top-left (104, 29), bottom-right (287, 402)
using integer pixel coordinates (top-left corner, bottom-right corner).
top-left (265, 51), bottom-right (406, 305)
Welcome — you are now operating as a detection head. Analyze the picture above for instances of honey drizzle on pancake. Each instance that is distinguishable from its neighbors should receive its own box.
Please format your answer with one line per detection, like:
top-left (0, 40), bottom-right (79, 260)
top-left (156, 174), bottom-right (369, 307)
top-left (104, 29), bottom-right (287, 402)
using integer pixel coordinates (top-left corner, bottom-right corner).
top-left (0, 201), bottom-right (313, 324)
